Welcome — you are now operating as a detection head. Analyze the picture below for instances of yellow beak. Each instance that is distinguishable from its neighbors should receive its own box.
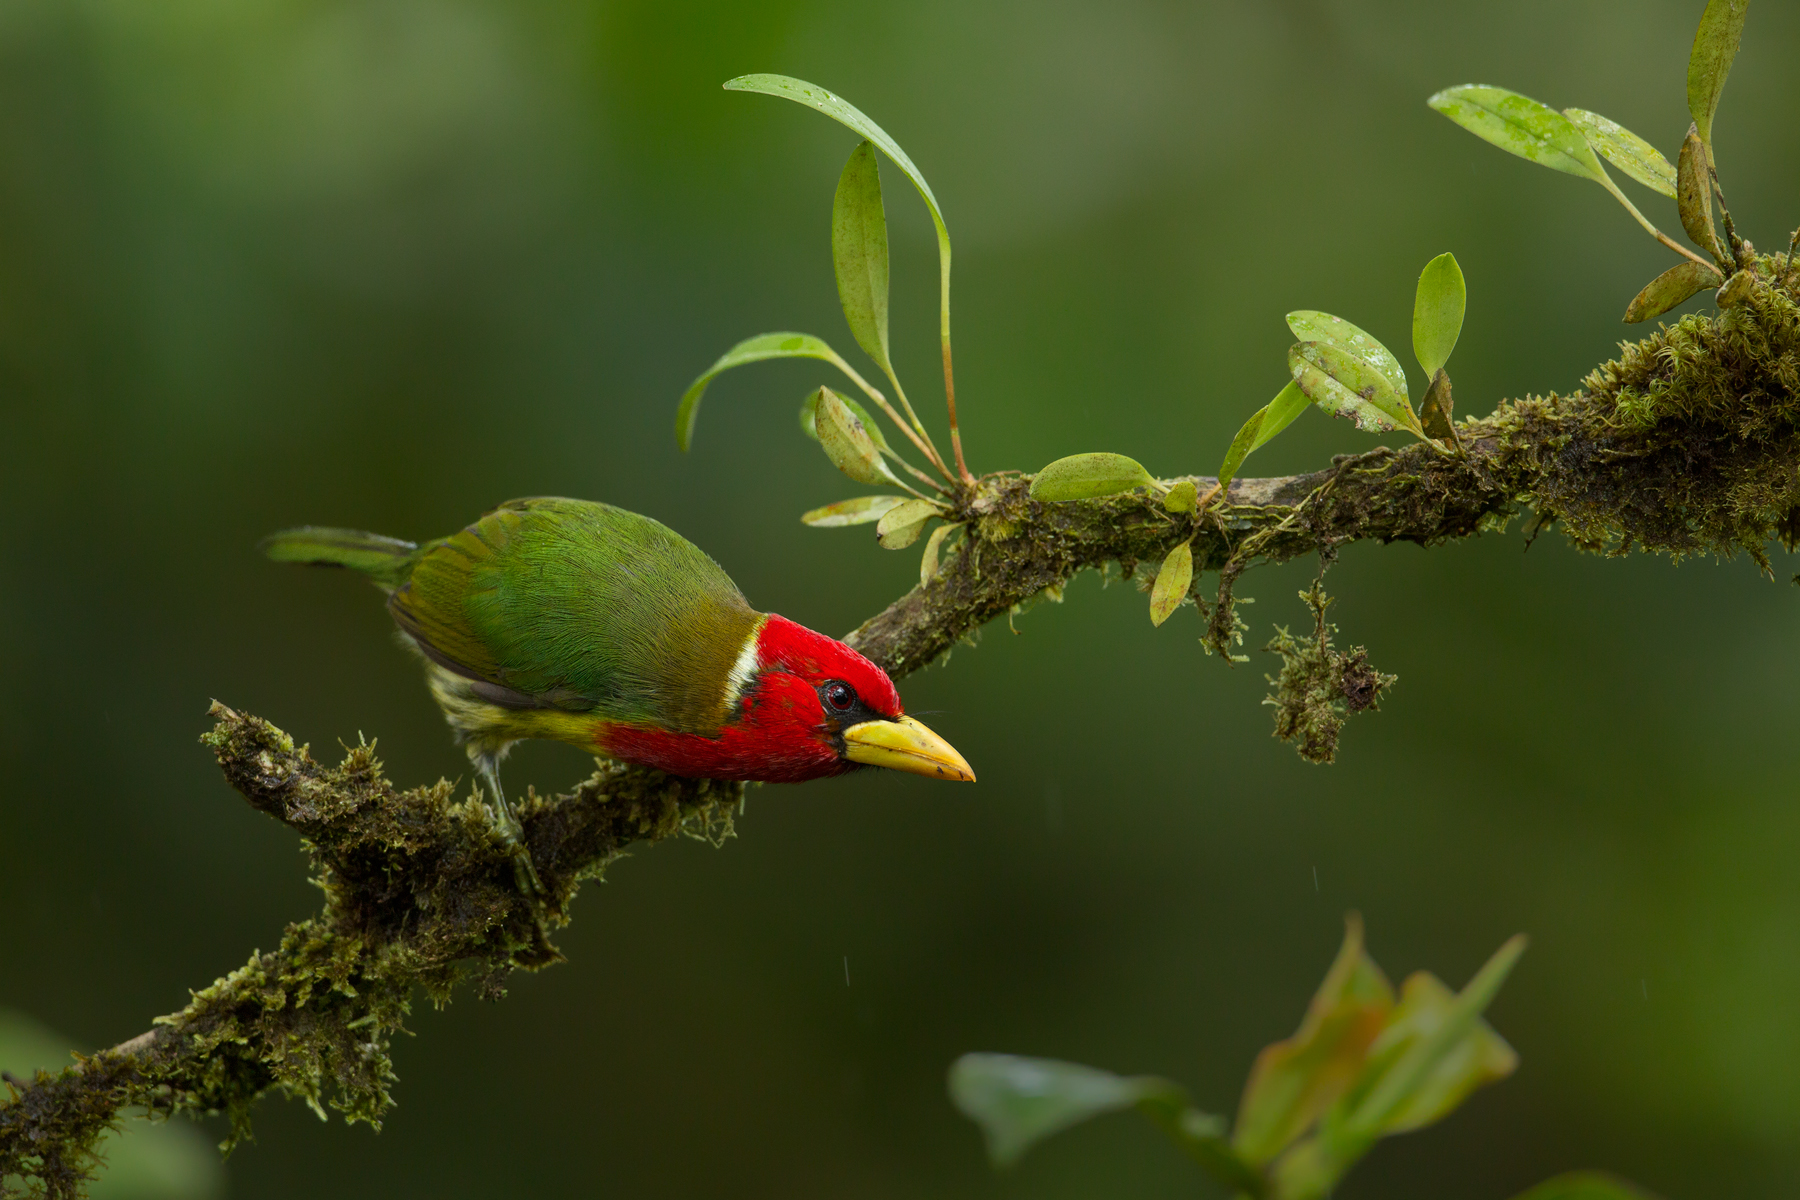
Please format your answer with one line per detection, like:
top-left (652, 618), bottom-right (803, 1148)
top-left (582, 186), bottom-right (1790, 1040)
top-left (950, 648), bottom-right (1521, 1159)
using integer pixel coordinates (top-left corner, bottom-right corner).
top-left (842, 715), bottom-right (976, 782)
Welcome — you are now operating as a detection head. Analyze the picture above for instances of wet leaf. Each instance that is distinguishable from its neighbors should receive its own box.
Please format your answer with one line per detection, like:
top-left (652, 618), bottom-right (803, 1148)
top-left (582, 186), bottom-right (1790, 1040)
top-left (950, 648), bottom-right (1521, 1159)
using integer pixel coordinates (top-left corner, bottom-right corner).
top-left (920, 521), bottom-right (960, 585)
top-left (1508, 1171), bottom-right (1664, 1200)
top-left (678, 332), bottom-right (870, 451)
top-left (1624, 259), bottom-right (1723, 323)
top-left (1427, 85), bottom-right (1606, 182)
top-left (1287, 311), bottom-right (1408, 402)
top-left (876, 497), bottom-right (939, 549)
top-left (800, 495), bottom-right (907, 527)
top-left (799, 388), bottom-right (891, 453)
top-left (725, 74), bottom-right (953, 353)
top-left (1420, 370), bottom-right (1456, 441)
top-left (949, 1054), bottom-right (1180, 1169)
top-left (1029, 452), bottom-right (1155, 501)
top-left (1563, 109), bottom-right (1677, 197)
top-left (1163, 480), bottom-right (1198, 513)
top-left (1687, 0), bottom-right (1749, 146)
top-left (833, 141), bottom-right (893, 373)
top-left (1233, 915), bottom-right (1395, 1166)
top-left (1149, 541), bottom-right (1193, 627)
top-left (1411, 253), bottom-right (1466, 378)
top-left (1677, 126), bottom-right (1724, 263)
top-left (815, 387), bottom-right (898, 487)
top-left (1289, 343), bottom-right (1417, 436)
top-left (1331, 934), bottom-right (1526, 1141)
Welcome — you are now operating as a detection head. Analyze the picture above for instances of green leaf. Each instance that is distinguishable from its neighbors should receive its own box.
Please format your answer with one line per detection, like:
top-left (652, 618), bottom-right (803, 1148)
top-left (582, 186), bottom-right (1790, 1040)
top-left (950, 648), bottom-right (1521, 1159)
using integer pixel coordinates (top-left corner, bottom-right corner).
top-left (800, 495), bottom-right (907, 527)
top-left (876, 497), bottom-right (939, 549)
top-left (1289, 343), bottom-right (1417, 436)
top-left (1623, 259), bottom-right (1724, 324)
top-left (1331, 934), bottom-right (1527, 1142)
top-left (920, 521), bottom-right (960, 585)
top-left (1677, 126), bottom-right (1724, 264)
top-left (799, 387), bottom-right (892, 454)
top-left (1427, 85), bottom-right (1606, 182)
top-left (1288, 311), bottom-right (1409, 402)
top-left (1411, 254), bottom-right (1466, 378)
top-left (1508, 1171), bottom-right (1664, 1200)
top-left (1419, 370), bottom-right (1457, 442)
top-left (1687, 0), bottom-right (1749, 146)
top-left (1028, 452), bottom-right (1155, 501)
top-left (1335, 971), bottom-right (1518, 1138)
top-left (1562, 109), bottom-right (1677, 198)
top-left (1233, 916), bottom-right (1395, 1166)
top-left (1149, 541), bottom-right (1194, 627)
top-left (815, 387), bottom-right (898, 487)
top-left (1716, 268), bottom-right (1755, 309)
top-left (678, 332), bottom-right (874, 451)
top-left (1163, 480), bottom-right (1199, 513)
top-left (833, 141), bottom-right (893, 373)
top-left (725, 74), bottom-right (954, 352)
top-left (1217, 383), bottom-right (1309, 499)
top-left (948, 1053), bottom-right (1174, 1169)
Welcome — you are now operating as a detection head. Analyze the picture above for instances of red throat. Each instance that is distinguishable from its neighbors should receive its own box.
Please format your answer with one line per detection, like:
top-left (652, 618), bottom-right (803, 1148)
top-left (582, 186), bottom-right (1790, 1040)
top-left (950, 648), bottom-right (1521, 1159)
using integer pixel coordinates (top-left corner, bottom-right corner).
top-left (592, 614), bottom-right (904, 784)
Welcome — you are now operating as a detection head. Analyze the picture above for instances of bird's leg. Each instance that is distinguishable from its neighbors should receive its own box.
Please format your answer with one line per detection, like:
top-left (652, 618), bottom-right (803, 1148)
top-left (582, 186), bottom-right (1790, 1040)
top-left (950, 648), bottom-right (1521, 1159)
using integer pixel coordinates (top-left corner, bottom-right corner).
top-left (475, 753), bottom-right (552, 948)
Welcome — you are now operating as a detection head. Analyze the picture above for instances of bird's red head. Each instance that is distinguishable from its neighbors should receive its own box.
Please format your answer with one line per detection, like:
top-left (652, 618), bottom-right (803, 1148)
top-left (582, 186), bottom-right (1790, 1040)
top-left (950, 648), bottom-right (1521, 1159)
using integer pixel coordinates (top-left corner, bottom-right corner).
top-left (728, 614), bottom-right (974, 784)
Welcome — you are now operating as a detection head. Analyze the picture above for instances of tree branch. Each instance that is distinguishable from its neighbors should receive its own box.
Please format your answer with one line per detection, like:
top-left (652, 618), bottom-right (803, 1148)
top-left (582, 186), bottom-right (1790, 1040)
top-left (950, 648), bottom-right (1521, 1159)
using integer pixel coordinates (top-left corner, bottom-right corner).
top-left (4, 257), bottom-right (1795, 1199)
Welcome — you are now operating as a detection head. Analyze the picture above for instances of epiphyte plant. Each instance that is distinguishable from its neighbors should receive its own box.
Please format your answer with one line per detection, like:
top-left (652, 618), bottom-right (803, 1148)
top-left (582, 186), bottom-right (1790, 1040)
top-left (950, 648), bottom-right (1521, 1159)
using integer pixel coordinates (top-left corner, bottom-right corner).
top-left (949, 920), bottom-right (1654, 1200)
top-left (1429, 0), bottom-right (1757, 323)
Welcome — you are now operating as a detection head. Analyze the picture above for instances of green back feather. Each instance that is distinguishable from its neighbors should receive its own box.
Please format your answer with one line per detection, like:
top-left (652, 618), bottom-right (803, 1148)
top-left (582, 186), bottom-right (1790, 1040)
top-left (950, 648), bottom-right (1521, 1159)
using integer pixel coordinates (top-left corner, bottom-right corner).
top-left (388, 497), bottom-right (761, 735)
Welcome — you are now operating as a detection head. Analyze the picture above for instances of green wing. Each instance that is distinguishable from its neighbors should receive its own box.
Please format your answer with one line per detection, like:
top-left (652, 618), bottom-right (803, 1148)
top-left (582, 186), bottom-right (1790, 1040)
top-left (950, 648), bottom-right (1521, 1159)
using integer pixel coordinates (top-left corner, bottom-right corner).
top-left (389, 497), bottom-right (761, 734)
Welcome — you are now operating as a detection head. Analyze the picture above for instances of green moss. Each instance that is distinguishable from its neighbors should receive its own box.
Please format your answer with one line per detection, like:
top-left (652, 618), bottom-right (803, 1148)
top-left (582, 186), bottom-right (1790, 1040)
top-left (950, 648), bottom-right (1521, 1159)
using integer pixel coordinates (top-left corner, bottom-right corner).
top-left (1263, 581), bottom-right (1395, 765)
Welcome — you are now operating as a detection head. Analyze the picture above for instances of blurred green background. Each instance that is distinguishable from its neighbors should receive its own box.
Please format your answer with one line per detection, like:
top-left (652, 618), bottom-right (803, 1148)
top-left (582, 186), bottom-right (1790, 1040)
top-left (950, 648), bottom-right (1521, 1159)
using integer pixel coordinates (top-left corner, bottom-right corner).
top-left (3, 1), bottom-right (1798, 1196)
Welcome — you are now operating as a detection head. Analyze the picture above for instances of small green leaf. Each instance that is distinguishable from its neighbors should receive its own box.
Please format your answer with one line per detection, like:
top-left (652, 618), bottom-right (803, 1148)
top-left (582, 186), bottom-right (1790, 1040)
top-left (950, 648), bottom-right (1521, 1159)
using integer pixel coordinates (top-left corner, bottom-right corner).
top-left (1149, 541), bottom-right (1193, 627)
top-left (725, 74), bottom-right (954, 357)
top-left (1234, 916), bottom-right (1395, 1166)
top-left (1688, 0), bottom-right (1749, 147)
top-left (1335, 971), bottom-right (1518, 1138)
top-left (948, 1053), bottom-right (1172, 1168)
top-left (1623, 259), bottom-right (1724, 323)
top-left (1289, 343), bottom-right (1417, 436)
top-left (800, 495), bottom-right (907, 527)
top-left (1411, 254), bottom-right (1466, 378)
top-left (833, 141), bottom-right (893, 373)
top-left (1028, 452), bottom-right (1155, 501)
top-left (1332, 934), bottom-right (1526, 1141)
top-left (678, 332), bottom-right (873, 451)
top-left (1562, 109), bottom-right (1677, 198)
top-left (920, 521), bottom-right (960, 586)
top-left (799, 388), bottom-right (891, 453)
top-left (1419, 370), bottom-right (1457, 442)
top-left (1507, 1171), bottom-right (1664, 1200)
top-left (1427, 85), bottom-right (1606, 182)
top-left (815, 387), bottom-right (898, 487)
top-left (876, 497), bottom-right (939, 549)
top-left (1677, 126), bottom-right (1724, 264)
top-left (1163, 480), bottom-right (1199, 513)
top-left (1218, 408), bottom-right (1265, 493)
top-left (1288, 311), bottom-right (1408, 402)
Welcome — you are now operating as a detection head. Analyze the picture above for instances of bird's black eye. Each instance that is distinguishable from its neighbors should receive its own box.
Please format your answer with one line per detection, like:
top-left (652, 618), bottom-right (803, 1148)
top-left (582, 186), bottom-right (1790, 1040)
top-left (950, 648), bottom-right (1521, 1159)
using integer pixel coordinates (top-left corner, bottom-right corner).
top-left (823, 681), bottom-right (856, 711)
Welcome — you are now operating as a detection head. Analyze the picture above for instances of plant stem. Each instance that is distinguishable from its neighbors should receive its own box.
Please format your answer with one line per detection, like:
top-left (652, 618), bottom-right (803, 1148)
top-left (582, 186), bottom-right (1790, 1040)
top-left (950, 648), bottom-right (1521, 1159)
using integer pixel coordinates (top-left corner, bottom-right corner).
top-left (883, 367), bottom-right (953, 481)
top-left (943, 340), bottom-right (973, 484)
top-left (1601, 176), bottom-right (1718, 271)
top-left (828, 351), bottom-right (951, 478)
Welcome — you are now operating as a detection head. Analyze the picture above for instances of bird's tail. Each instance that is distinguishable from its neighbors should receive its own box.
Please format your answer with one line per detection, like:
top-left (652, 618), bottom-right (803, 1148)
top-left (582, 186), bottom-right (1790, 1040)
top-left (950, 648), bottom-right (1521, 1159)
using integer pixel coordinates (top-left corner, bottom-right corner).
top-left (261, 525), bottom-right (419, 590)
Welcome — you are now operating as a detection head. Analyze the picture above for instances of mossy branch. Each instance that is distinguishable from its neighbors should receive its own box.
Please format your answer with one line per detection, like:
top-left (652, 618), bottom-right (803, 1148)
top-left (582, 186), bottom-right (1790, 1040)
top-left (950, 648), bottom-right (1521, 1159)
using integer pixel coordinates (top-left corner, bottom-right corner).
top-left (4, 256), bottom-right (1796, 1198)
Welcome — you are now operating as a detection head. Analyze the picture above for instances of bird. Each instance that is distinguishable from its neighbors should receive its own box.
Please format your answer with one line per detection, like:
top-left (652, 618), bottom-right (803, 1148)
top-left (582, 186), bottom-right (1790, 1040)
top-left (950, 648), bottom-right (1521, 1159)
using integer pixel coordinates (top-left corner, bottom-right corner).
top-left (262, 497), bottom-right (975, 844)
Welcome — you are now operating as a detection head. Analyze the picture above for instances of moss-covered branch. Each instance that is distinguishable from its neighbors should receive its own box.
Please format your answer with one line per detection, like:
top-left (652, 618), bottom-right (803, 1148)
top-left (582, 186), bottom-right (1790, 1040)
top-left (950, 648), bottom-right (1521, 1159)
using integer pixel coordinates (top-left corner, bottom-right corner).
top-left (3, 258), bottom-right (1795, 1199)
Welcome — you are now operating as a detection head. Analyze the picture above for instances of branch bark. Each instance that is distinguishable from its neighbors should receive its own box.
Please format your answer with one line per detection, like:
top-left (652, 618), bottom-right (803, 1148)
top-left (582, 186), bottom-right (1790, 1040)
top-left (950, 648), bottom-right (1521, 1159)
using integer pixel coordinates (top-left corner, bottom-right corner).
top-left (4, 257), bottom-right (1796, 1199)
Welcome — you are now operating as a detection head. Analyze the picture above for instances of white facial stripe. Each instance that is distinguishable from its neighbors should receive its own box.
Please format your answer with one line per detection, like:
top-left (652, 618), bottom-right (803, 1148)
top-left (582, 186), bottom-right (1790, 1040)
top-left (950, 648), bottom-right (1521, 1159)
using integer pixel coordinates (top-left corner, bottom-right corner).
top-left (722, 617), bottom-right (767, 714)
